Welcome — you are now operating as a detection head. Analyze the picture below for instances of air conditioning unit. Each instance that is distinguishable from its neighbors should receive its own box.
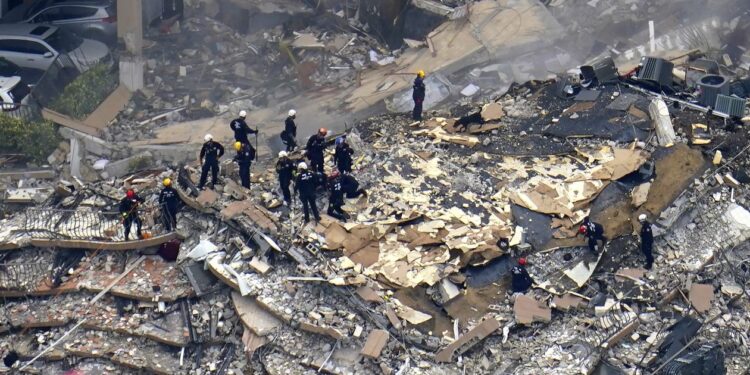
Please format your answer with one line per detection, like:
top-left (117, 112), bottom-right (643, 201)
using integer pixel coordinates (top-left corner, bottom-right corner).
top-left (580, 56), bottom-right (619, 87)
top-left (697, 75), bottom-right (729, 107)
top-left (636, 57), bottom-right (674, 87)
top-left (714, 94), bottom-right (746, 117)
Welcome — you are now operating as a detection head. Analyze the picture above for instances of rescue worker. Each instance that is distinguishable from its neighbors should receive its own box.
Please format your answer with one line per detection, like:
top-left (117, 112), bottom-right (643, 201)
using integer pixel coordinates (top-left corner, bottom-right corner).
top-left (281, 109), bottom-right (298, 152)
top-left (579, 216), bottom-right (606, 253)
top-left (229, 110), bottom-right (257, 144)
top-left (639, 214), bottom-right (654, 269)
top-left (333, 136), bottom-right (354, 174)
top-left (119, 189), bottom-right (144, 241)
top-left (198, 134), bottom-right (225, 190)
top-left (412, 70), bottom-right (426, 120)
top-left (275, 151), bottom-right (296, 205)
top-left (327, 170), bottom-right (348, 222)
top-left (341, 171), bottom-right (367, 199)
top-left (158, 178), bottom-right (181, 231)
top-left (511, 258), bottom-right (533, 294)
top-left (233, 141), bottom-right (255, 189)
top-left (306, 128), bottom-right (328, 174)
top-left (295, 162), bottom-right (321, 223)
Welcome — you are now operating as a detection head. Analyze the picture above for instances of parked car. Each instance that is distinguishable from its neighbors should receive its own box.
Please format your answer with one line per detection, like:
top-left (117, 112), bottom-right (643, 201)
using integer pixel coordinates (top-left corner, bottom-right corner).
top-left (0, 57), bottom-right (44, 86)
top-left (0, 24), bottom-right (111, 73)
top-left (0, 0), bottom-right (116, 44)
top-left (0, 75), bottom-right (31, 112)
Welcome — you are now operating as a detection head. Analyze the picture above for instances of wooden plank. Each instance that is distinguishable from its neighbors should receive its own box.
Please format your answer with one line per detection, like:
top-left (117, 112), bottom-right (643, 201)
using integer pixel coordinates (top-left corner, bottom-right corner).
top-left (435, 317), bottom-right (500, 362)
top-left (360, 329), bottom-right (389, 359)
top-left (83, 85), bottom-right (132, 130)
top-left (42, 108), bottom-right (101, 136)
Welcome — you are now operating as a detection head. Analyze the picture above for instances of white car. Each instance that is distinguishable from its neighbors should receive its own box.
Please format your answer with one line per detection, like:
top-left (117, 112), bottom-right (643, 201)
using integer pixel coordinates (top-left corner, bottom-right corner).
top-left (0, 75), bottom-right (30, 112)
top-left (0, 23), bottom-right (110, 73)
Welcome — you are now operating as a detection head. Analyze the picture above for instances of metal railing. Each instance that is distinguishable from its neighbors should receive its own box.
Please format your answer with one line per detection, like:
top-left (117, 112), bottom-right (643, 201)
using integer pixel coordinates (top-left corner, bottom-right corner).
top-left (22, 205), bottom-right (172, 242)
top-left (0, 262), bottom-right (49, 291)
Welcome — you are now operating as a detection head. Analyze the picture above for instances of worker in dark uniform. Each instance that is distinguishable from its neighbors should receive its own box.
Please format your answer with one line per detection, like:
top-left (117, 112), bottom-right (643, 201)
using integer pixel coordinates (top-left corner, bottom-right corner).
top-left (233, 141), bottom-right (255, 189)
top-left (327, 170), bottom-right (348, 222)
top-left (579, 216), bottom-right (606, 253)
top-left (198, 134), bottom-right (225, 190)
top-left (295, 162), bottom-right (321, 223)
top-left (229, 110), bottom-right (257, 144)
top-left (511, 258), bottom-right (533, 294)
top-left (412, 70), bottom-right (426, 120)
top-left (639, 214), bottom-right (654, 269)
top-left (341, 171), bottom-right (367, 199)
top-left (275, 151), bottom-right (296, 205)
top-left (333, 136), bottom-right (354, 174)
top-left (158, 178), bottom-right (181, 231)
top-left (306, 128), bottom-right (328, 174)
top-left (281, 109), bottom-right (298, 152)
top-left (119, 189), bottom-right (144, 241)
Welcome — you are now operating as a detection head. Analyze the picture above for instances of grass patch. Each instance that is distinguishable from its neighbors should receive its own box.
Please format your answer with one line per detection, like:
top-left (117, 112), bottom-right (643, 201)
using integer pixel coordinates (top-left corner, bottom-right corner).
top-left (0, 114), bottom-right (60, 164)
top-left (49, 63), bottom-right (116, 120)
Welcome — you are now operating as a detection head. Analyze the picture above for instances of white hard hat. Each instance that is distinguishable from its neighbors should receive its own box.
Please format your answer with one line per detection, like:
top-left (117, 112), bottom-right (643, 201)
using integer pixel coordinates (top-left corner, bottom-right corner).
top-left (239, 110), bottom-right (247, 117)
top-left (288, 109), bottom-right (296, 117)
top-left (638, 214), bottom-right (647, 222)
top-left (204, 134), bottom-right (213, 142)
top-left (298, 162), bottom-right (308, 170)
top-left (278, 151), bottom-right (288, 158)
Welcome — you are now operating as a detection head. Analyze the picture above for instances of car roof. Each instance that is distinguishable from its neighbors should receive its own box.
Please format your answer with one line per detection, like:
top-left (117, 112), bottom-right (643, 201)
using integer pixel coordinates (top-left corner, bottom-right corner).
top-left (0, 24), bottom-right (58, 39)
top-left (45, 0), bottom-right (112, 7)
top-left (0, 76), bottom-right (21, 91)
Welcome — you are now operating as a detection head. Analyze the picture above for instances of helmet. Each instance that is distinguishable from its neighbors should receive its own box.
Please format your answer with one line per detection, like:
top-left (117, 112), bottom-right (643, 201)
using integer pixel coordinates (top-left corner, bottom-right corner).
top-left (288, 109), bottom-right (296, 117)
top-left (417, 70), bottom-right (425, 78)
top-left (234, 141), bottom-right (242, 151)
top-left (163, 178), bottom-right (172, 187)
top-left (638, 214), bottom-right (647, 222)
top-left (330, 169), bottom-right (340, 178)
top-left (239, 110), bottom-right (247, 117)
top-left (278, 151), bottom-right (288, 158)
top-left (335, 136), bottom-right (345, 146)
top-left (204, 134), bottom-right (213, 142)
top-left (518, 258), bottom-right (527, 266)
top-left (126, 189), bottom-right (135, 199)
top-left (298, 162), bottom-right (308, 170)
top-left (578, 225), bottom-right (587, 235)
top-left (318, 128), bottom-right (328, 136)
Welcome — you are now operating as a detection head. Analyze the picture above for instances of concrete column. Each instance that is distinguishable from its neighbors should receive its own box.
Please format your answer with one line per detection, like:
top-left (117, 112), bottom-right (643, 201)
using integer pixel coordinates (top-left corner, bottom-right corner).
top-left (118, 0), bottom-right (144, 55)
top-left (118, 0), bottom-right (145, 91)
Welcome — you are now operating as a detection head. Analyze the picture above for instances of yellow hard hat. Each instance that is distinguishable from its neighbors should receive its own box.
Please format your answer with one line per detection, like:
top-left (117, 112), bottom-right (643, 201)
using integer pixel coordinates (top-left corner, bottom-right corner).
top-left (163, 178), bottom-right (171, 187)
top-left (234, 141), bottom-right (242, 151)
top-left (417, 70), bottom-right (425, 78)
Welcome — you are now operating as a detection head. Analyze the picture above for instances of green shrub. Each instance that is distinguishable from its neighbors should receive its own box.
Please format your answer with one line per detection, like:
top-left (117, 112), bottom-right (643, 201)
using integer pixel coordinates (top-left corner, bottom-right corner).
top-left (49, 63), bottom-right (116, 120)
top-left (0, 115), bottom-right (60, 164)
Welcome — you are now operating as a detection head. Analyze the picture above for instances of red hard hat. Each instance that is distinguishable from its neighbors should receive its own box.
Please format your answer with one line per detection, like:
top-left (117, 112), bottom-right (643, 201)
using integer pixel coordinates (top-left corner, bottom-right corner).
top-left (330, 169), bottom-right (340, 178)
top-left (126, 189), bottom-right (135, 198)
top-left (578, 225), bottom-right (587, 235)
top-left (518, 257), bottom-right (527, 266)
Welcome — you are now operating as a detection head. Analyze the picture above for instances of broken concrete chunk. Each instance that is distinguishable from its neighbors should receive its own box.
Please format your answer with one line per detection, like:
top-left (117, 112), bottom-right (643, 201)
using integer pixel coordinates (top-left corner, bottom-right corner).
top-left (631, 183), bottom-right (651, 207)
top-left (550, 293), bottom-right (584, 311)
top-left (435, 317), bottom-right (500, 362)
top-left (648, 98), bottom-right (676, 147)
top-left (439, 279), bottom-right (461, 302)
top-left (232, 292), bottom-right (283, 336)
top-left (514, 295), bottom-right (551, 325)
top-left (186, 240), bottom-right (218, 261)
top-left (249, 257), bottom-right (272, 275)
top-left (196, 189), bottom-right (219, 207)
top-left (481, 102), bottom-right (504, 122)
top-left (689, 283), bottom-right (714, 313)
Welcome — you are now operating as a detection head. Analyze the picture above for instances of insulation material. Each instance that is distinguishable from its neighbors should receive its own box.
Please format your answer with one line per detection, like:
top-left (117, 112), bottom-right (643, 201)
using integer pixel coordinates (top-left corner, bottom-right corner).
top-left (648, 98), bottom-right (676, 147)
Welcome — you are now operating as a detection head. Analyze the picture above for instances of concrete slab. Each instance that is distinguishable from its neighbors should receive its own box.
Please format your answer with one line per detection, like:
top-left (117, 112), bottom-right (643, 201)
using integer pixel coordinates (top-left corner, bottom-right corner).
top-left (232, 292), bottom-right (283, 336)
